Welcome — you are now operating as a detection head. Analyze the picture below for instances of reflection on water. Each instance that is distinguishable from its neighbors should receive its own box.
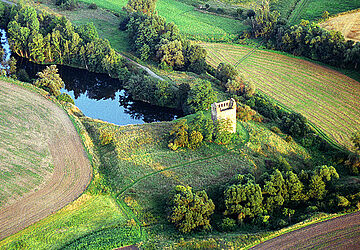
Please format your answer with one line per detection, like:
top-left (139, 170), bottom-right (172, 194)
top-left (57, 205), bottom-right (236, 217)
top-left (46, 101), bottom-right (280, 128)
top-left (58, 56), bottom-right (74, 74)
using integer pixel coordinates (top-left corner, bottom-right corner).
top-left (0, 28), bottom-right (11, 69)
top-left (16, 56), bottom-right (183, 125)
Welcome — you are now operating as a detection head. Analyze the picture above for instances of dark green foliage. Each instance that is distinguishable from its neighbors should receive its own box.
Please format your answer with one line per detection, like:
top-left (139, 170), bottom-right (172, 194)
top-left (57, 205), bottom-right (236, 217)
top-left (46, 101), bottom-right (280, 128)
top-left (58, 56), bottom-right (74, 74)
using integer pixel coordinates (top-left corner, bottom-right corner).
top-left (126, 12), bottom-right (207, 73)
top-left (5, 5), bottom-right (129, 81)
top-left (213, 118), bottom-right (234, 145)
top-left (215, 62), bottom-right (238, 85)
top-left (56, 0), bottom-right (78, 10)
top-left (247, 0), bottom-right (279, 38)
top-left (57, 93), bottom-right (75, 104)
top-left (190, 112), bottom-right (214, 142)
top-left (169, 185), bottom-right (215, 233)
top-left (88, 3), bottom-right (97, 9)
top-left (263, 170), bottom-right (287, 212)
top-left (269, 20), bottom-right (360, 72)
top-left (220, 218), bottom-right (237, 232)
top-left (125, 0), bottom-right (158, 15)
top-left (185, 79), bottom-right (217, 114)
top-left (351, 131), bottom-right (360, 152)
top-left (224, 174), bottom-right (263, 222)
top-left (284, 171), bottom-right (305, 203)
top-left (34, 65), bottom-right (64, 96)
top-left (168, 119), bottom-right (190, 150)
top-left (281, 112), bottom-right (310, 139)
top-left (16, 68), bottom-right (30, 82)
top-left (124, 74), bottom-right (178, 108)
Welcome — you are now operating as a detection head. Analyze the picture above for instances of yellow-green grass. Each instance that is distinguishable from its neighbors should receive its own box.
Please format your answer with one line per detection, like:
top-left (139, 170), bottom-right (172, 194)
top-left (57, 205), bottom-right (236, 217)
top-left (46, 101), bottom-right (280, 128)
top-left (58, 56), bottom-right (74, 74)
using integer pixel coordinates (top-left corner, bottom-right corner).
top-left (0, 194), bottom-right (128, 249)
top-left (80, 115), bottom-right (311, 246)
top-left (199, 42), bottom-right (360, 150)
top-left (78, 0), bottom-right (246, 41)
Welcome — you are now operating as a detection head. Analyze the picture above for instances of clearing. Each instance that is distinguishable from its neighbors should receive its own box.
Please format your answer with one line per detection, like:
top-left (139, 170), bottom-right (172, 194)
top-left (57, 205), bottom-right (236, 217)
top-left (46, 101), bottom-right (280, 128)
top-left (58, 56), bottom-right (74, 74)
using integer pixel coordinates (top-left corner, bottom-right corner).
top-left (200, 42), bottom-right (360, 149)
top-left (0, 80), bottom-right (91, 240)
top-left (320, 10), bottom-right (360, 43)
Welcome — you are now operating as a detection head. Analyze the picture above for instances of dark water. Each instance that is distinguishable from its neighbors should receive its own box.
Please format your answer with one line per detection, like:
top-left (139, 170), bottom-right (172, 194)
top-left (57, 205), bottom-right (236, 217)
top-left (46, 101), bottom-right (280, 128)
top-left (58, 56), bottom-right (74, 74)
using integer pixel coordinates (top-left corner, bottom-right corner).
top-left (15, 57), bottom-right (183, 125)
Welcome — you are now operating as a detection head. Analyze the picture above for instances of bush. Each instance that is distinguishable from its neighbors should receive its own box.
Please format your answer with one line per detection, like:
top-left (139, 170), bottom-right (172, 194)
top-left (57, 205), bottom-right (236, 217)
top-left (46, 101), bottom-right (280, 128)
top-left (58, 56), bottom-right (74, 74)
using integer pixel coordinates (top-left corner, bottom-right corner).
top-left (57, 93), bottom-right (75, 105)
top-left (220, 218), bottom-right (237, 232)
top-left (88, 3), bottom-right (97, 9)
top-left (99, 128), bottom-right (114, 146)
top-left (16, 69), bottom-right (30, 83)
top-left (169, 185), bottom-right (215, 233)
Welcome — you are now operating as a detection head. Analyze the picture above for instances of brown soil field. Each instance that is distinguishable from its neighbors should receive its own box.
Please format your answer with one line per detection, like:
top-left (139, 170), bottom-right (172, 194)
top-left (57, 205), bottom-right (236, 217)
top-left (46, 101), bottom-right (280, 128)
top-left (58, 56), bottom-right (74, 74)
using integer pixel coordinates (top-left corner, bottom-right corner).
top-left (252, 212), bottom-right (360, 249)
top-left (0, 81), bottom-right (91, 240)
top-left (320, 10), bottom-right (360, 42)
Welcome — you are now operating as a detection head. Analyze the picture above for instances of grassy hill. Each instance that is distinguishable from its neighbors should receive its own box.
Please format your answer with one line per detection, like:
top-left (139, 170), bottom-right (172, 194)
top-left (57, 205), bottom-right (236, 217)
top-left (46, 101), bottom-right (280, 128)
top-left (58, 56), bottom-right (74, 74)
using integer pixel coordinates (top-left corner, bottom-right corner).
top-left (78, 0), bottom-right (246, 40)
top-left (199, 42), bottom-right (360, 150)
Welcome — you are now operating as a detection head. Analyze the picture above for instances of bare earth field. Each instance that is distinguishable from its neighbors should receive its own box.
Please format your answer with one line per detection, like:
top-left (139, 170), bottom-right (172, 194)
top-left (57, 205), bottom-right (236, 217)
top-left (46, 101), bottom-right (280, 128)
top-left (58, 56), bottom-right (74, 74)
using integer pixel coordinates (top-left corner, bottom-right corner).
top-left (252, 211), bottom-right (360, 249)
top-left (0, 81), bottom-right (91, 240)
top-left (320, 10), bottom-right (360, 42)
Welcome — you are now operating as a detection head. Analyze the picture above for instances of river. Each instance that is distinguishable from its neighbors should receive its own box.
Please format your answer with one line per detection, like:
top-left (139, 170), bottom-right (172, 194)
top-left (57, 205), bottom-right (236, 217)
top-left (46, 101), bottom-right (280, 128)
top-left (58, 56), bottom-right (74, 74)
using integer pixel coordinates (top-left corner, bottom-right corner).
top-left (0, 29), bottom-right (182, 125)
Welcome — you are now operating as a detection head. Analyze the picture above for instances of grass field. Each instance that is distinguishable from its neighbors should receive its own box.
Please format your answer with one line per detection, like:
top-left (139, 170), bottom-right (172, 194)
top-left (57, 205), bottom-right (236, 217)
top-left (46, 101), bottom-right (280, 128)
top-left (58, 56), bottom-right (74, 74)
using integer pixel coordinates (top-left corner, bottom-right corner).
top-left (272, 0), bottom-right (360, 24)
top-left (72, 113), bottom-right (315, 248)
top-left (320, 10), bottom-right (360, 43)
top-left (78, 0), bottom-right (246, 41)
top-left (199, 42), bottom-right (360, 149)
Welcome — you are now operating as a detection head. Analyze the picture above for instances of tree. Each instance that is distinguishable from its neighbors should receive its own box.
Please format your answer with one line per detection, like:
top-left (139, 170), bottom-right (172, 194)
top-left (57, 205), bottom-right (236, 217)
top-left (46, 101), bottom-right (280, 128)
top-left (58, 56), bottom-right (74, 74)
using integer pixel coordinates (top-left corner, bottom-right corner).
top-left (351, 131), bottom-right (360, 152)
top-left (156, 39), bottom-right (184, 69)
top-left (186, 79), bottom-right (217, 113)
top-left (284, 171), bottom-right (305, 203)
top-left (224, 174), bottom-right (263, 222)
top-left (215, 62), bottom-right (238, 85)
top-left (34, 65), bottom-right (64, 96)
top-left (168, 119), bottom-right (189, 150)
top-left (126, 0), bottom-right (158, 15)
top-left (307, 165), bottom-right (339, 200)
top-left (169, 185), bottom-right (215, 233)
top-left (263, 169), bottom-right (287, 212)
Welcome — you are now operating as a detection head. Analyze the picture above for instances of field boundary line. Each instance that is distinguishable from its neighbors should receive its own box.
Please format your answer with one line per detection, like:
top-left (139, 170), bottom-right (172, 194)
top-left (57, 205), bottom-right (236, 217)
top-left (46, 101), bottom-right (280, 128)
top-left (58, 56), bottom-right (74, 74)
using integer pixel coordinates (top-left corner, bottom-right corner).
top-left (115, 122), bottom-right (250, 198)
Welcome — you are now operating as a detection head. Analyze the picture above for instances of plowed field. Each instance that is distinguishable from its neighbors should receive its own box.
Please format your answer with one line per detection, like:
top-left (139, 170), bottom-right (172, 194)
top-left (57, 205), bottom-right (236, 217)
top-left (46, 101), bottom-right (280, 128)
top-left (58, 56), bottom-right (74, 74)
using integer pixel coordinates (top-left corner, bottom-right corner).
top-left (200, 42), bottom-right (360, 149)
top-left (320, 10), bottom-right (360, 42)
top-left (252, 212), bottom-right (360, 249)
top-left (0, 81), bottom-right (91, 240)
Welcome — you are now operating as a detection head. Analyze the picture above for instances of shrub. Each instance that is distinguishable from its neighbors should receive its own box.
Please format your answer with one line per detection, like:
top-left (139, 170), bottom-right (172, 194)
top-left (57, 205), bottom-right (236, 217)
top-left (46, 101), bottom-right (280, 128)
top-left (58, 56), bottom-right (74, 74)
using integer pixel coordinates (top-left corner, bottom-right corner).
top-left (34, 65), bottom-right (64, 96)
top-left (169, 185), bottom-right (215, 233)
top-left (57, 93), bottom-right (75, 105)
top-left (220, 218), bottom-right (237, 232)
top-left (214, 119), bottom-right (234, 145)
top-left (99, 128), bottom-right (114, 146)
top-left (16, 69), bottom-right (30, 82)
top-left (88, 3), bottom-right (97, 9)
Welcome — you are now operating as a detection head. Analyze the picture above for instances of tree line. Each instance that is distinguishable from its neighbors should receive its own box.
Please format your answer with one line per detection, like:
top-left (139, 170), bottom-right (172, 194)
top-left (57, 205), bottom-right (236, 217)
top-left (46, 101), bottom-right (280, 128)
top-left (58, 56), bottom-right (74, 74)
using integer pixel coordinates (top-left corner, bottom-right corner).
top-left (169, 165), bottom-right (360, 233)
top-left (0, 3), bottom-right (130, 80)
top-left (248, 0), bottom-right (360, 71)
top-left (122, 0), bottom-right (208, 74)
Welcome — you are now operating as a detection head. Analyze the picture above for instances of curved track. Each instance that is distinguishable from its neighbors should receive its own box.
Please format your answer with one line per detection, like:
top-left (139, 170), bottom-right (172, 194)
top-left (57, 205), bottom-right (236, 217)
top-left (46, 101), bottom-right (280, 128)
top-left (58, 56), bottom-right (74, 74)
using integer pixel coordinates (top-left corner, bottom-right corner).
top-left (252, 212), bottom-right (360, 249)
top-left (0, 81), bottom-right (91, 240)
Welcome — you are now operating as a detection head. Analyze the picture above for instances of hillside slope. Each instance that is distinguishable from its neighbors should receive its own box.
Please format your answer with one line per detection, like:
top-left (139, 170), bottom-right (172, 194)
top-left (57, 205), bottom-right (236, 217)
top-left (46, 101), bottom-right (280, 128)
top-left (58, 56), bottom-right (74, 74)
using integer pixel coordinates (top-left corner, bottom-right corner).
top-left (0, 80), bottom-right (91, 240)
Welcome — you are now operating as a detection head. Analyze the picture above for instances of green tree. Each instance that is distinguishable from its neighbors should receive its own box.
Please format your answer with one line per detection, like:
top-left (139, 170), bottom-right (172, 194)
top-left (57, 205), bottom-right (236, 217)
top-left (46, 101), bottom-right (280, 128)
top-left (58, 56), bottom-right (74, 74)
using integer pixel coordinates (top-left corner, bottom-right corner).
top-left (126, 0), bottom-right (158, 15)
top-left (169, 185), bottom-right (215, 233)
top-left (215, 62), bottom-right (238, 85)
top-left (224, 174), bottom-right (263, 222)
top-left (168, 119), bottom-right (189, 150)
top-left (186, 79), bottom-right (217, 113)
top-left (34, 65), bottom-right (64, 96)
top-left (284, 171), bottom-right (305, 203)
top-left (263, 169), bottom-right (287, 212)
top-left (156, 39), bottom-right (184, 69)
top-left (307, 165), bottom-right (339, 200)
top-left (190, 112), bottom-right (214, 142)
top-left (351, 131), bottom-right (360, 152)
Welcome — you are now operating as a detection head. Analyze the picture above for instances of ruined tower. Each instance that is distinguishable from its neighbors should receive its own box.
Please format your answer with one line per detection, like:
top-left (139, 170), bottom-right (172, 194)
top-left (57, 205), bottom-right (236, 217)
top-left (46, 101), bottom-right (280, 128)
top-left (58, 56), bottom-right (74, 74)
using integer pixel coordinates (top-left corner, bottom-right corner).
top-left (211, 98), bottom-right (236, 133)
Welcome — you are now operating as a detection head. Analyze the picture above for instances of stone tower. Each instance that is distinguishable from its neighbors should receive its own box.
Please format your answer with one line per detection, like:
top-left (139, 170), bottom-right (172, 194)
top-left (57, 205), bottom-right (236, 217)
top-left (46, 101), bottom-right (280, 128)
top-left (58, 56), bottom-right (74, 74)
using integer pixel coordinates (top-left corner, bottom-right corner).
top-left (211, 98), bottom-right (236, 133)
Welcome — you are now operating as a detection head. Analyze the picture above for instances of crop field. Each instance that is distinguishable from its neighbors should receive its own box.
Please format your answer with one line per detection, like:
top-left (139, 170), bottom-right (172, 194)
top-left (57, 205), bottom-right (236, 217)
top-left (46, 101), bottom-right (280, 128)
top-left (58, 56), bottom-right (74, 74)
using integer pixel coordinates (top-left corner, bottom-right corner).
top-left (252, 211), bottom-right (360, 249)
top-left (320, 10), bottom-right (360, 42)
top-left (199, 42), bottom-right (360, 149)
top-left (78, 0), bottom-right (245, 41)
top-left (272, 0), bottom-right (360, 24)
top-left (0, 80), bottom-right (91, 240)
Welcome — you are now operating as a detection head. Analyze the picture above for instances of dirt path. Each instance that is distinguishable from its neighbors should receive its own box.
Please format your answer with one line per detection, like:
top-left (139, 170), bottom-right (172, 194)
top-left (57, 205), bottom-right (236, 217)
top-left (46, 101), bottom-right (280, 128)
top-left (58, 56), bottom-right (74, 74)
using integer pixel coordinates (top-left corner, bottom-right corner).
top-left (0, 81), bottom-right (91, 240)
top-left (252, 212), bottom-right (360, 249)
